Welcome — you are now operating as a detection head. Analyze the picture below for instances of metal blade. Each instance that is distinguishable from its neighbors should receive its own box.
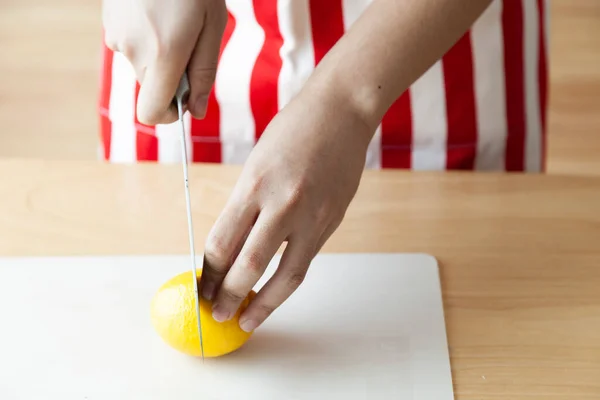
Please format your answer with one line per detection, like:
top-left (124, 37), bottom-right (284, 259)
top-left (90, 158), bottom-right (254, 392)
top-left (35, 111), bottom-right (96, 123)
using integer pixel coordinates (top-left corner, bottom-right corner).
top-left (175, 73), bottom-right (204, 361)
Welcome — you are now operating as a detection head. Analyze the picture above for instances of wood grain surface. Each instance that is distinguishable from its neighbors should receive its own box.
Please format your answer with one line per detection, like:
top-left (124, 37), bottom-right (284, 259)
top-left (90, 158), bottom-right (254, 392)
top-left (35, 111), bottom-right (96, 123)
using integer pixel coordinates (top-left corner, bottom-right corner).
top-left (0, 159), bottom-right (598, 398)
top-left (546, 0), bottom-right (600, 176)
top-left (0, 0), bottom-right (599, 175)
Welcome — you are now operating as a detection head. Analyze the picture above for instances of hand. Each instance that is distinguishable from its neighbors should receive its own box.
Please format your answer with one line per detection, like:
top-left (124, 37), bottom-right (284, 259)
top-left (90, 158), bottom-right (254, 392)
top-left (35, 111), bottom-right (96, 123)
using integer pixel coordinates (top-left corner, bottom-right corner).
top-left (200, 87), bottom-right (375, 332)
top-left (102, 0), bottom-right (227, 124)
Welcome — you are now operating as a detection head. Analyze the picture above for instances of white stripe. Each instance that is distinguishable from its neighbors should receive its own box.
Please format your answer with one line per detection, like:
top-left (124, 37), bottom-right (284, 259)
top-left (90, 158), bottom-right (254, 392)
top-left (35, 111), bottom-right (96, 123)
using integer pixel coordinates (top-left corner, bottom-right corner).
top-left (523, 0), bottom-right (542, 172)
top-left (108, 52), bottom-right (137, 163)
top-left (342, 0), bottom-right (371, 28)
top-left (471, 0), bottom-right (507, 171)
top-left (156, 122), bottom-right (179, 163)
top-left (216, 0), bottom-right (264, 164)
top-left (277, 0), bottom-right (315, 109)
top-left (342, 0), bottom-right (381, 169)
top-left (155, 112), bottom-right (192, 163)
top-left (410, 63), bottom-right (447, 170)
top-left (363, 125), bottom-right (381, 169)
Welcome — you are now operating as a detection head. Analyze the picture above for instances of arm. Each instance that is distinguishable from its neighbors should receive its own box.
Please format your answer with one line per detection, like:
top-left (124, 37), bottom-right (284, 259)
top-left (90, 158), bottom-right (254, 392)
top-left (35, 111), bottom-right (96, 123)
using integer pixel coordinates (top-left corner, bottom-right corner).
top-left (202, 0), bottom-right (493, 331)
top-left (306, 0), bottom-right (494, 132)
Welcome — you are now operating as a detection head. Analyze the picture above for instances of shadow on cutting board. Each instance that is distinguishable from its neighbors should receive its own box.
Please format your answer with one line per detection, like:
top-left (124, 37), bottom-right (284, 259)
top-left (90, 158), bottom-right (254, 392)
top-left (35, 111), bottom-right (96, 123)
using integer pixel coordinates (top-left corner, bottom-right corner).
top-left (181, 328), bottom-right (412, 390)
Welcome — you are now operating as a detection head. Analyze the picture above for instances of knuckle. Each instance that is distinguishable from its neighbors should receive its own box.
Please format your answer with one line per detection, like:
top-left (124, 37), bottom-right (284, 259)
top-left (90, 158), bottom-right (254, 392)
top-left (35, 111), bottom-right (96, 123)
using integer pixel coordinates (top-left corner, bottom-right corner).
top-left (204, 236), bottom-right (230, 268)
top-left (119, 40), bottom-right (136, 59)
top-left (104, 28), bottom-right (133, 57)
top-left (221, 289), bottom-right (245, 304)
top-left (242, 171), bottom-right (266, 197)
top-left (241, 251), bottom-right (264, 275)
top-left (286, 271), bottom-right (306, 289)
top-left (104, 35), bottom-right (119, 52)
top-left (283, 183), bottom-right (305, 208)
top-left (153, 40), bottom-right (183, 64)
top-left (152, 33), bottom-right (174, 58)
top-left (189, 67), bottom-right (217, 93)
top-left (255, 302), bottom-right (276, 319)
top-left (103, 31), bottom-right (134, 58)
top-left (314, 203), bottom-right (332, 226)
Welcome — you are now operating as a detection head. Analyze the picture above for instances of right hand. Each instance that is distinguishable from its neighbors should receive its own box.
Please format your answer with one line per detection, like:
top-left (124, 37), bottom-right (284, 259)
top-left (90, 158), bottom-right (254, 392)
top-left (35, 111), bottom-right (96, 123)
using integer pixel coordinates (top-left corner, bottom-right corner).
top-left (102, 0), bottom-right (227, 125)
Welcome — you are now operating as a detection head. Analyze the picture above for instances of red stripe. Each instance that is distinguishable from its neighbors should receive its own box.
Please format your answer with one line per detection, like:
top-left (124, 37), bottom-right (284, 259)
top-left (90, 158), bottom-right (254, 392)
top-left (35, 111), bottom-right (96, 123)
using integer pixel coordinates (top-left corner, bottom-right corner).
top-left (134, 83), bottom-right (158, 161)
top-left (503, 0), bottom-right (526, 171)
top-left (537, 0), bottom-right (548, 171)
top-left (99, 43), bottom-right (113, 160)
top-left (250, 0), bottom-right (284, 141)
top-left (442, 33), bottom-right (478, 170)
top-left (190, 12), bottom-right (237, 163)
top-left (381, 91), bottom-right (412, 169)
top-left (309, 0), bottom-right (344, 64)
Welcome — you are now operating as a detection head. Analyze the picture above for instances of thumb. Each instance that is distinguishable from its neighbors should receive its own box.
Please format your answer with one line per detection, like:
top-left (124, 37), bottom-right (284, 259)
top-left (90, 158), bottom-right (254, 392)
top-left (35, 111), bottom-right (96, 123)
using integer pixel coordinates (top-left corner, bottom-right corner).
top-left (187, 5), bottom-right (228, 119)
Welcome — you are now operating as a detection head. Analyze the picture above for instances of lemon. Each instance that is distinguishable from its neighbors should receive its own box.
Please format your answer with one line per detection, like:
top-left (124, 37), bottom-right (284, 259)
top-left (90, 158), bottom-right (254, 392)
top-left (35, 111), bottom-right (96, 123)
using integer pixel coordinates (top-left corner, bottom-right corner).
top-left (150, 269), bottom-right (255, 358)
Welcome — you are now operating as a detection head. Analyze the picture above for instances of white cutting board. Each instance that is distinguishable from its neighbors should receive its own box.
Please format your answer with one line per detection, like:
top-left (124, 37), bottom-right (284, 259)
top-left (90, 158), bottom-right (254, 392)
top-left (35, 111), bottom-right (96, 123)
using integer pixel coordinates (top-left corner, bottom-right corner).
top-left (0, 253), bottom-right (453, 399)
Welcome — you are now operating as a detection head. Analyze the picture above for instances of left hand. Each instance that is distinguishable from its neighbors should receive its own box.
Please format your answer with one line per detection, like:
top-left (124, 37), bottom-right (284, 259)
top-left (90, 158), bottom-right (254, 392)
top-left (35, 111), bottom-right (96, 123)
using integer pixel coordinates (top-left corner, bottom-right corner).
top-left (200, 86), bottom-right (374, 332)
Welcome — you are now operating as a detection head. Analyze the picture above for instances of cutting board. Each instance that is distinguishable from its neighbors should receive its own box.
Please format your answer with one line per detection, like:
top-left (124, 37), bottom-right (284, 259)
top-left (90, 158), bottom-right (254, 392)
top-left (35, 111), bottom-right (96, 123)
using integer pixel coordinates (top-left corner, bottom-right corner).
top-left (0, 253), bottom-right (454, 399)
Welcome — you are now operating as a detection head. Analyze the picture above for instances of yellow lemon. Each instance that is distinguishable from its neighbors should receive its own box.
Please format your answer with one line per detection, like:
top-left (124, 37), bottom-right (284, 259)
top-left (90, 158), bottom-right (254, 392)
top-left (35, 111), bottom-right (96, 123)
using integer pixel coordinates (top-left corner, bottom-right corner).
top-left (150, 269), bottom-right (255, 358)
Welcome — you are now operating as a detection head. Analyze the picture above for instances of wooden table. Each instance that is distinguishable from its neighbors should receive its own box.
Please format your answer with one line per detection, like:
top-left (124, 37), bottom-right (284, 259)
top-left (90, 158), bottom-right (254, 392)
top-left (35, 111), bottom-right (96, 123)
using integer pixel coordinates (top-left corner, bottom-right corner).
top-left (1, 159), bottom-right (599, 398)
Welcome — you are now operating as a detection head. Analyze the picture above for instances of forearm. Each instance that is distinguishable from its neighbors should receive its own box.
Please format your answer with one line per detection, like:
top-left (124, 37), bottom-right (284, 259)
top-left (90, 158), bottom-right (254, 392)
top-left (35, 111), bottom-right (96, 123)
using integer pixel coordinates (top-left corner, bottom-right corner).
top-left (305, 0), bottom-right (493, 132)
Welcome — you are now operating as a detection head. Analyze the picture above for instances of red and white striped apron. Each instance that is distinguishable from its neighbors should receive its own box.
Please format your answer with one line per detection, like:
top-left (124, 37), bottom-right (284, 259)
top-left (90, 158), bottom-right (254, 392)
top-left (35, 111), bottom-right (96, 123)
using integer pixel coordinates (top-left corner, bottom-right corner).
top-left (98, 0), bottom-right (549, 172)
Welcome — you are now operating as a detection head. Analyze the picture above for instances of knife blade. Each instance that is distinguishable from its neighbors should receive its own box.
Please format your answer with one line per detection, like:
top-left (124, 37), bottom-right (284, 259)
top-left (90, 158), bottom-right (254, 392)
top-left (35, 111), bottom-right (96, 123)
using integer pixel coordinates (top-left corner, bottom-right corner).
top-left (175, 73), bottom-right (205, 361)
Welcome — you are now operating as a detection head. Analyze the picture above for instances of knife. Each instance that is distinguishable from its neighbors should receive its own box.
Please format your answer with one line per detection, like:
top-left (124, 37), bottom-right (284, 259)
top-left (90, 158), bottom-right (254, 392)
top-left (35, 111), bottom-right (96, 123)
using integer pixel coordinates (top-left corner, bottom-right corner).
top-left (175, 73), bottom-right (205, 361)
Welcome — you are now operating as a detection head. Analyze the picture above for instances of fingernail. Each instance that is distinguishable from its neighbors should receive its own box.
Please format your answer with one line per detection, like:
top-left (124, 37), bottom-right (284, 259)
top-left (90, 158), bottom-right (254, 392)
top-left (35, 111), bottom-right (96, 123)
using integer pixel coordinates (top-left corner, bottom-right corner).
top-left (212, 304), bottom-right (230, 323)
top-left (201, 282), bottom-right (215, 300)
top-left (193, 95), bottom-right (208, 118)
top-left (239, 318), bottom-right (258, 333)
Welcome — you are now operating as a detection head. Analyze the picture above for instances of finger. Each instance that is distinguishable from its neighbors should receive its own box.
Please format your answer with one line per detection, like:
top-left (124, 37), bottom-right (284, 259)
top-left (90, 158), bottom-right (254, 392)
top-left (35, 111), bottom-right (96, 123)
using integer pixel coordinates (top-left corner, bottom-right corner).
top-left (211, 211), bottom-right (288, 323)
top-left (238, 235), bottom-right (315, 332)
top-left (201, 199), bottom-right (258, 301)
top-left (136, 56), bottom-right (187, 125)
top-left (187, 2), bottom-right (228, 119)
top-left (133, 66), bottom-right (193, 119)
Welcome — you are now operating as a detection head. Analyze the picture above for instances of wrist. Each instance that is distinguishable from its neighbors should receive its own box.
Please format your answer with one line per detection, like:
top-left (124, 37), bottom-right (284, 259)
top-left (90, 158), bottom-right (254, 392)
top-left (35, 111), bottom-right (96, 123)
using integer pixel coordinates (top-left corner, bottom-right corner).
top-left (301, 39), bottom-right (399, 140)
top-left (300, 67), bottom-right (381, 148)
